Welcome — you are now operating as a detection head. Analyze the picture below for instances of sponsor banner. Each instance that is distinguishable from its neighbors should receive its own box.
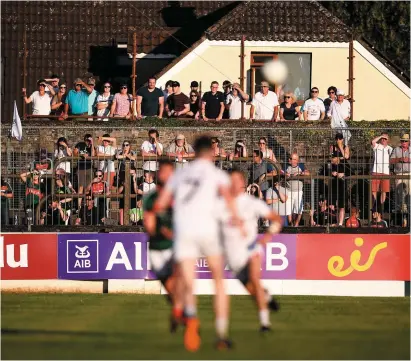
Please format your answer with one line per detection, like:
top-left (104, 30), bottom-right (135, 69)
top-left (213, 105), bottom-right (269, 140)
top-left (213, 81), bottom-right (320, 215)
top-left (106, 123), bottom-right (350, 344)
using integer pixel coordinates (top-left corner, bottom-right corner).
top-left (58, 233), bottom-right (150, 280)
top-left (58, 233), bottom-right (297, 280)
top-left (0, 233), bottom-right (57, 280)
top-left (296, 234), bottom-right (410, 281)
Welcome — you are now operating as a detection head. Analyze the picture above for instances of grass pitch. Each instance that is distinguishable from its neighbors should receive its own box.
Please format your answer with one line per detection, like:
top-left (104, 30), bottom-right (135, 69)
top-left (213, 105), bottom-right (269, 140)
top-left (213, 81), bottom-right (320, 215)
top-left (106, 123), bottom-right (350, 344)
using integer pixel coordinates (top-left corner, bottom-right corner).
top-left (1, 293), bottom-right (409, 360)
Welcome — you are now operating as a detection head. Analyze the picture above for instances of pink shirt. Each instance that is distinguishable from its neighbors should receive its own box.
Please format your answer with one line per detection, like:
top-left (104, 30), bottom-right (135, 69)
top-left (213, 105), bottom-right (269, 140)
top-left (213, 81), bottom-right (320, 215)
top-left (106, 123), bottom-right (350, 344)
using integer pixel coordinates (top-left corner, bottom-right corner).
top-left (113, 93), bottom-right (132, 116)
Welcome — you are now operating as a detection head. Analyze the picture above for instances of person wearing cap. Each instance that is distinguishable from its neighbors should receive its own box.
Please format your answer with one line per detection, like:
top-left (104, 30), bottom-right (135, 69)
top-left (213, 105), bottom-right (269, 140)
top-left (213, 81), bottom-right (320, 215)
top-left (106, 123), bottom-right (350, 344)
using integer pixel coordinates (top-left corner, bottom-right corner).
top-left (63, 78), bottom-right (93, 118)
top-left (190, 81), bottom-right (199, 93)
top-left (110, 83), bottom-right (133, 119)
top-left (201, 81), bottom-right (225, 121)
top-left (166, 81), bottom-right (190, 117)
top-left (136, 77), bottom-right (164, 119)
top-left (22, 79), bottom-right (55, 116)
top-left (166, 134), bottom-right (195, 163)
top-left (328, 89), bottom-right (351, 143)
top-left (87, 77), bottom-right (99, 116)
top-left (303, 87), bottom-right (325, 121)
top-left (390, 133), bottom-right (411, 212)
top-left (250, 81), bottom-right (279, 121)
top-left (371, 132), bottom-right (393, 210)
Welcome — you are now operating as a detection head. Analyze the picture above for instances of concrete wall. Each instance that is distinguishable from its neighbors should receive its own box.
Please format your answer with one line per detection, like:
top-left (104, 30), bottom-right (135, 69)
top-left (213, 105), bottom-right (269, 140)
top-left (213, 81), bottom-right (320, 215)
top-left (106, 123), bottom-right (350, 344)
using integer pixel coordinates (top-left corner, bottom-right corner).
top-left (156, 40), bottom-right (410, 121)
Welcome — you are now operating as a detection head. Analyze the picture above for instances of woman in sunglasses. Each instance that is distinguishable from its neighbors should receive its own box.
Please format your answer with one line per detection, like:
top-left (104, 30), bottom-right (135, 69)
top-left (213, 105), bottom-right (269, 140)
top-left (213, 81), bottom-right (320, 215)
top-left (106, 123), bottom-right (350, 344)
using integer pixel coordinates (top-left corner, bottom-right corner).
top-left (280, 92), bottom-right (300, 121)
top-left (323, 86), bottom-right (337, 116)
top-left (186, 91), bottom-right (200, 119)
top-left (22, 79), bottom-right (55, 116)
top-left (97, 134), bottom-right (117, 187)
top-left (116, 140), bottom-right (137, 183)
top-left (85, 171), bottom-right (110, 225)
top-left (51, 82), bottom-right (67, 117)
top-left (96, 83), bottom-right (114, 121)
top-left (110, 83), bottom-right (133, 119)
top-left (54, 136), bottom-right (73, 176)
top-left (257, 137), bottom-right (277, 163)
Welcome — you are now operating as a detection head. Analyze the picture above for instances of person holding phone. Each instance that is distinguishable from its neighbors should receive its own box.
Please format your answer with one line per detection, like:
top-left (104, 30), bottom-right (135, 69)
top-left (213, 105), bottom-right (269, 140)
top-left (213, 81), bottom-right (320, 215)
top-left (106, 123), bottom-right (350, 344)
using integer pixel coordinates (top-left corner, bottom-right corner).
top-left (96, 82), bottom-right (113, 121)
top-left (141, 129), bottom-right (164, 172)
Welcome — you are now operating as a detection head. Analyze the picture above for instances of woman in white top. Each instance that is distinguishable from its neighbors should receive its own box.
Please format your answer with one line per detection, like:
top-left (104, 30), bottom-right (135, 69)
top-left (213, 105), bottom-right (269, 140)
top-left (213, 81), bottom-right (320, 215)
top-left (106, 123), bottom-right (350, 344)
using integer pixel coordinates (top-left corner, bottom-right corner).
top-left (258, 137), bottom-right (277, 163)
top-left (54, 136), bottom-right (73, 175)
top-left (22, 79), bottom-right (55, 116)
top-left (96, 83), bottom-right (114, 121)
top-left (140, 129), bottom-right (163, 172)
top-left (97, 134), bottom-right (117, 187)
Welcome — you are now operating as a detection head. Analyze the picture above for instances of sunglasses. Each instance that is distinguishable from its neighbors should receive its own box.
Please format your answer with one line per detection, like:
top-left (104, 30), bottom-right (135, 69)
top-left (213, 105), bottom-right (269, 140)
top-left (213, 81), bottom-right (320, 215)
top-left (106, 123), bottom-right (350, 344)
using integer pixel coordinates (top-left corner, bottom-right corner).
top-left (39, 84), bottom-right (46, 87)
top-left (401, 140), bottom-right (408, 142)
top-left (104, 85), bottom-right (111, 88)
top-left (95, 174), bottom-right (103, 178)
top-left (191, 95), bottom-right (197, 97)
top-left (284, 96), bottom-right (290, 99)
top-left (211, 141), bottom-right (217, 144)
top-left (259, 142), bottom-right (266, 145)
top-left (120, 86), bottom-right (127, 89)
top-left (311, 90), bottom-right (319, 93)
top-left (261, 85), bottom-right (269, 88)
top-left (75, 84), bottom-right (82, 86)
top-left (60, 86), bottom-right (66, 89)
top-left (123, 143), bottom-right (130, 146)
top-left (329, 91), bottom-right (335, 94)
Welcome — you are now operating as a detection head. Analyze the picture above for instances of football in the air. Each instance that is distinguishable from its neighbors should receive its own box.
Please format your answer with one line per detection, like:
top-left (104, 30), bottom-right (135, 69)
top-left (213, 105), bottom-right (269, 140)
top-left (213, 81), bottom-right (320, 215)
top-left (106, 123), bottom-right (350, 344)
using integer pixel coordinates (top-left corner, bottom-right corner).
top-left (262, 59), bottom-right (288, 84)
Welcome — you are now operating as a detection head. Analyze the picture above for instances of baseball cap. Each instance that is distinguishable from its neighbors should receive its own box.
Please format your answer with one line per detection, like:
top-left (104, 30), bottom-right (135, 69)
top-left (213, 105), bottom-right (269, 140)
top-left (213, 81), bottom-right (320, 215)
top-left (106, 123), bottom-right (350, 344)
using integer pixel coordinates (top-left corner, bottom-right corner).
top-left (87, 77), bottom-right (96, 85)
top-left (336, 89), bottom-right (345, 96)
top-left (190, 81), bottom-right (199, 87)
top-left (400, 133), bottom-right (410, 141)
top-left (172, 81), bottom-right (180, 87)
top-left (176, 134), bottom-right (185, 140)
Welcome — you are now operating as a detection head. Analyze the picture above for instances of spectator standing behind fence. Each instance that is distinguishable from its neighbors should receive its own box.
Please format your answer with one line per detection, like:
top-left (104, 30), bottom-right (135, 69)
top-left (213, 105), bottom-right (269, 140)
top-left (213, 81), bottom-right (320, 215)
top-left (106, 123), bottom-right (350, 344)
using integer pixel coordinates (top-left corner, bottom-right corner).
top-left (20, 170), bottom-right (44, 225)
top-left (51, 82), bottom-right (67, 117)
top-left (250, 81), bottom-right (279, 121)
top-left (141, 129), bottom-right (163, 172)
top-left (97, 134), bottom-right (117, 187)
top-left (116, 140), bottom-right (137, 183)
top-left (1, 178), bottom-right (13, 225)
top-left (211, 137), bottom-right (226, 158)
top-left (166, 81), bottom-right (190, 117)
top-left (96, 82), bottom-right (113, 121)
top-left (87, 77), bottom-right (98, 116)
top-left (371, 212), bottom-right (388, 228)
top-left (330, 133), bottom-right (350, 226)
top-left (328, 89), bottom-right (351, 144)
top-left (136, 77), bottom-right (164, 119)
top-left (226, 83), bottom-right (250, 120)
top-left (303, 87), bottom-right (325, 121)
top-left (54, 136), bottom-right (72, 176)
top-left (390, 133), bottom-right (411, 212)
top-left (266, 177), bottom-right (290, 226)
top-left (63, 79), bottom-right (93, 118)
top-left (222, 80), bottom-right (232, 119)
top-left (166, 134), bottom-right (195, 166)
top-left (258, 137), bottom-right (277, 163)
top-left (73, 134), bottom-right (96, 208)
top-left (44, 74), bottom-right (60, 94)
top-left (323, 86), bottom-right (337, 115)
top-left (22, 79), bottom-right (55, 115)
top-left (187, 91), bottom-right (200, 119)
top-left (76, 195), bottom-right (100, 226)
top-left (345, 207), bottom-right (361, 228)
top-left (163, 80), bottom-right (174, 103)
top-left (54, 175), bottom-right (74, 225)
top-left (110, 84), bottom-right (133, 119)
top-left (371, 132), bottom-right (392, 210)
top-left (40, 198), bottom-right (68, 226)
top-left (285, 153), bottom-right (309, 227)
top-left (250, 149), bottom-right (276, 196)
top-left (118, 169), bottom-right (138, 225)
top-left (280, 92), bottom-right (300, 121)
top-left (310, 198), bottom-right (337, 226)
top-left (86, 170), bottom-right (110, 225)
top-left (202, 81), bottom-right (225, 121)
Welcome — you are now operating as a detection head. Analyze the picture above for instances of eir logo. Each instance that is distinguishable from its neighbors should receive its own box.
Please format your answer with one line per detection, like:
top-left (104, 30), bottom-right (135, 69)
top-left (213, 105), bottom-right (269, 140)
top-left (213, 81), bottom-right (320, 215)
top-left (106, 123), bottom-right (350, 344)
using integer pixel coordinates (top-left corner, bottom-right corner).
top-left (67, 240), bottom-right (99, 273)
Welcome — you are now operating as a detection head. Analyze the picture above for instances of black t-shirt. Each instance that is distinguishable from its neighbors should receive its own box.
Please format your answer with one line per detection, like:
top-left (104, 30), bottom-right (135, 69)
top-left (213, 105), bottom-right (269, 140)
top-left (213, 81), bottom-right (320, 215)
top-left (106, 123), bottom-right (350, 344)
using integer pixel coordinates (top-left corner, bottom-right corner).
top-left (45, 207), bottom-right (64, 225)
top-left (137, 87), bottom-right (163, 116)
top-left (75, 142), bottom-right (92, 169)
top-left (314, 208), bottom-right (337, 226)
top-left (189, 102), bottom-right (199, 117)
top-left (280, 102), bottom-right (299, 120)
top-left (78, 205), bottom-right (100, 225)
top-left (202, 91), bottom-right (224, 119)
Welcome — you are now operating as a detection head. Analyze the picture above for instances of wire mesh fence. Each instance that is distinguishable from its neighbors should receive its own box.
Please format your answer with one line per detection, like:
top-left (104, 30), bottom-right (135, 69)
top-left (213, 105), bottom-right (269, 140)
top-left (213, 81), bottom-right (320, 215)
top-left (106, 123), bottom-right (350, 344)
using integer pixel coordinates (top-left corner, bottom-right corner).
top-left (1, 125), bottom-right (409, 231)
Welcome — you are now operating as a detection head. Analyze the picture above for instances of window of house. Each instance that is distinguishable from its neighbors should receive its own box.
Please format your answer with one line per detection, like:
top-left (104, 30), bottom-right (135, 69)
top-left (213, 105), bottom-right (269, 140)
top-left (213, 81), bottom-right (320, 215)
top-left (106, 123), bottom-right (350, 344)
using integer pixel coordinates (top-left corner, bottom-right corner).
top-left (250, 52), bottom-right (312, 104)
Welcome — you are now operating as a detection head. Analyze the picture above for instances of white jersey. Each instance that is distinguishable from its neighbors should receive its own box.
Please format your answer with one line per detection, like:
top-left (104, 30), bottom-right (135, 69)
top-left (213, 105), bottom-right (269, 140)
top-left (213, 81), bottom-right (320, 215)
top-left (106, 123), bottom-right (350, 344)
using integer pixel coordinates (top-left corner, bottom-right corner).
top-left (222, 193), bottom-right (271, 246)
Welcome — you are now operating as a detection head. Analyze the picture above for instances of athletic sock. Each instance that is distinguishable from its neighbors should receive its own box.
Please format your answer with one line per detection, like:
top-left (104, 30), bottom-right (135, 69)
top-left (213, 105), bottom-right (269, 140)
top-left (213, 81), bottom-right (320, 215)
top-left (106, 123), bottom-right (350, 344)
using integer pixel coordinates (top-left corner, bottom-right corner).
top-left (173, 306), bottom-right (183, 319)
top-left (264, 288), bottom-right (272, 303)
top-left (259, 309), bottom-right (270, 327)
top-left (184, 305), bottom-right (197, 318)
top-left (215, 318), bottom-right (228, 339)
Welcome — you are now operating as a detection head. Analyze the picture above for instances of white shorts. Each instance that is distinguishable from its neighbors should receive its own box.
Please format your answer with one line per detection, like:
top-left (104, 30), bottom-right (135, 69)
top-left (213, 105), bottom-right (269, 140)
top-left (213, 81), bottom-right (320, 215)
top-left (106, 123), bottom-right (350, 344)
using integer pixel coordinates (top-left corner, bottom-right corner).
top-left (290, 191), bottom-right (303, 214)
top-left (224, 239), bottom-right (262, 274)
top-left (173, 221), bottom-right (222, 262)
top-left (99, 160), bottom-right (115, 173)
top-left (149, 249), bottom-right (174, 280)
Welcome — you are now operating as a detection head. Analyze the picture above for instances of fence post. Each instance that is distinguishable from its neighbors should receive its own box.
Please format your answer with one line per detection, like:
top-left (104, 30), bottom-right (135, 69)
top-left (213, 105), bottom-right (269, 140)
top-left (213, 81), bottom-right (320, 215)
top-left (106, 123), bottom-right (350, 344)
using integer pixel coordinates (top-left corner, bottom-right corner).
top-left (123, 161), bottom-right (130, 225)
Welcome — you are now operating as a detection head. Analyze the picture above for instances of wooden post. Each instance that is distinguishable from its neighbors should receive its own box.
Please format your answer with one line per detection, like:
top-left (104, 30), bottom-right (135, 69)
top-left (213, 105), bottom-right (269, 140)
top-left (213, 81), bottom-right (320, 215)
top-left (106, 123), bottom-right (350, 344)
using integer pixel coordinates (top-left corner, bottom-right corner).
top-left (123, 161), bottom-right (130, 226)
top-left (23, 27), bottom-right (28, 119)
top-left (348, 38), bottom-right (355, 120)
top-left (239, 35), bottom-right (246, 119)
top-left (131, 33), bottom-right (137, 120)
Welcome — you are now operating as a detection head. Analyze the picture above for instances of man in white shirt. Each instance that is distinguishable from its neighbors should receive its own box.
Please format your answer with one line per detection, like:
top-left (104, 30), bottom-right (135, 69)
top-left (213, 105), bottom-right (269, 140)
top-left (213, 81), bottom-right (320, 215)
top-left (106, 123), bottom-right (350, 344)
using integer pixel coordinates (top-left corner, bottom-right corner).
top-left (328, 89), bottom-right (351, 144)
top-left (140, 129), bottom-right (163, 172)
top-left (371, 133), bottom-right (393, 208)
top-left (303, 87), bottom-right (325, 121)
top-left (22, 79), bottom-right (55, 116)
top-left (250, 81), bottom-right (279, 121)
top-left (221, 170), bottom-right (282, 332)
top-left (153, 136), bottom-right (242, 351)
top-left (225, 83), bottom-right (250, 119)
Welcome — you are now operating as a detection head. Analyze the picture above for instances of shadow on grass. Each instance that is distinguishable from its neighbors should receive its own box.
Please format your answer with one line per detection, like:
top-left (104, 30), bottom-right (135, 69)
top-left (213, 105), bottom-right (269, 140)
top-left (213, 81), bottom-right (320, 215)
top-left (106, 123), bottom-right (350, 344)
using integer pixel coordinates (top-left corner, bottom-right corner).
top-left (1, 328), bottom-right (107, 337)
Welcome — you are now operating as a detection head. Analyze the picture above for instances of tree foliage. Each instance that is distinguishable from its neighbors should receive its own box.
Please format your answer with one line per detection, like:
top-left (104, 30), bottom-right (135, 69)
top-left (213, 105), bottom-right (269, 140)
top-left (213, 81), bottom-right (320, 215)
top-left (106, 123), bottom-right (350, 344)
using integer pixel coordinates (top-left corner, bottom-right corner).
top-left (321, 1), bottom-right (410, 77)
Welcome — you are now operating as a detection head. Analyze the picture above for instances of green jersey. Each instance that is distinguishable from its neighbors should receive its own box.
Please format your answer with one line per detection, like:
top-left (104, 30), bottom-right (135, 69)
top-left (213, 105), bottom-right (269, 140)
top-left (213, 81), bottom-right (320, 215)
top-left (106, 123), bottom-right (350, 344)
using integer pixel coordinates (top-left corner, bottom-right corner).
top-left (143, 190), bottom-right (173, 250)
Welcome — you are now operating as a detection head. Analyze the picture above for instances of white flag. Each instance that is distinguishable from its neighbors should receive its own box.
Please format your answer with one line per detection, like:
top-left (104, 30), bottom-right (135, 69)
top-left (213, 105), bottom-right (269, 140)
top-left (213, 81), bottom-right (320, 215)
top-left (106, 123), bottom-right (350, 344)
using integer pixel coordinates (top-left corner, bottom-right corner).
top-left (11, 100), bottom-right (23, 141)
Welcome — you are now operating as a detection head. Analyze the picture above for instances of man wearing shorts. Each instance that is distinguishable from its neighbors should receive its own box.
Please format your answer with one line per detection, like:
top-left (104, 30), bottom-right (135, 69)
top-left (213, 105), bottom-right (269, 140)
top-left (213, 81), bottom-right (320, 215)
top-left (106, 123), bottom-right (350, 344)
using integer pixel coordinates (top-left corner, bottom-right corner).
top-left (154, 135), bottom-right (242, 352)
top-left (143, 160), bottom-right (183, 332)
top-left (371, 133), bottom-right (393, 210)
top-left (221, 171), bottom-right (282, 332)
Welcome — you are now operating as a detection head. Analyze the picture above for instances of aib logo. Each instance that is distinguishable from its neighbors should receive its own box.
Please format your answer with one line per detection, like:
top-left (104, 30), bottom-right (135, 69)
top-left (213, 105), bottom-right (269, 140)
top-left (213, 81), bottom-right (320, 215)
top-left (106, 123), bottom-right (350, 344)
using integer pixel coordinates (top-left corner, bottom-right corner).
top-left (67, 240), bottom-right (99, 273)
top-left (328, 238), bottom-right (387, 277)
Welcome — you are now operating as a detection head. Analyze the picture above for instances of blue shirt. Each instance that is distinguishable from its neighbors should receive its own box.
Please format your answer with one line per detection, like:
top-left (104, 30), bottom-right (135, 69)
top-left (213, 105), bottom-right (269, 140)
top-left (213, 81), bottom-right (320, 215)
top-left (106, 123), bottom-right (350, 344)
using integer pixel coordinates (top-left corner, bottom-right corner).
top-left (65, 89), bottom-right (89, 115)
top-left (88, 89), bottom-right (98, 115)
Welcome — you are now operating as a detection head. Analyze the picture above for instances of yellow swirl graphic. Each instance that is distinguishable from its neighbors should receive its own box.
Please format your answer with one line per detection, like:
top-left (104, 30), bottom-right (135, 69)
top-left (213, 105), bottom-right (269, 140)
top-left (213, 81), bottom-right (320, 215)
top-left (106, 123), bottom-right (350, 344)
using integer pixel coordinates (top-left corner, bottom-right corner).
top-left (328, 238), bottom-right (388, 277)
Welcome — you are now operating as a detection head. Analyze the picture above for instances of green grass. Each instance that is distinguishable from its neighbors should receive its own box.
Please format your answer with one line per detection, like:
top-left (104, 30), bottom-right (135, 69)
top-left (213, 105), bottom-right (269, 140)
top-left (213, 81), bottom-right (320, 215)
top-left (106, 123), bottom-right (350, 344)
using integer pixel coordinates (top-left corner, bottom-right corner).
top-left (1, 293), bottom-right (409, 360)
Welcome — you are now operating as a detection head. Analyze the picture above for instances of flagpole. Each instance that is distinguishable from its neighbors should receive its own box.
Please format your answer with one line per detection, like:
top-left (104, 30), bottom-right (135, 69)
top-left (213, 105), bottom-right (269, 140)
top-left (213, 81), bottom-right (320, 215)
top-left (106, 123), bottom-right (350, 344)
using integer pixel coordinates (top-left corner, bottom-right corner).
top-left (23, 27), bottom-right (27, 119)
